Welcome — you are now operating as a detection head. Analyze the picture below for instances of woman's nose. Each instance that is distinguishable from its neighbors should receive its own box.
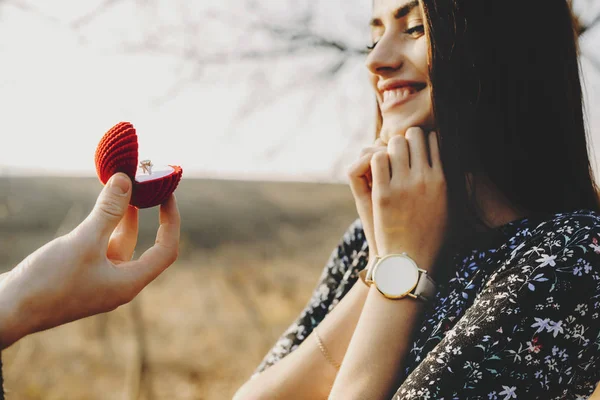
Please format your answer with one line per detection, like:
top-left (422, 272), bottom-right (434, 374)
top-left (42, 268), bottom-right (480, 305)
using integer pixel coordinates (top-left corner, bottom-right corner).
top-left (365, 35), bottom-right (404, 74)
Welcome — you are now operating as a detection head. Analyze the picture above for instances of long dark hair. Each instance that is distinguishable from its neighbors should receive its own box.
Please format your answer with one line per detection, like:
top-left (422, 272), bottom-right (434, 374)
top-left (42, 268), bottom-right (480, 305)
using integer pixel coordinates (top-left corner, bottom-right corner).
top-left (376, 0), bottom-right (599, 246)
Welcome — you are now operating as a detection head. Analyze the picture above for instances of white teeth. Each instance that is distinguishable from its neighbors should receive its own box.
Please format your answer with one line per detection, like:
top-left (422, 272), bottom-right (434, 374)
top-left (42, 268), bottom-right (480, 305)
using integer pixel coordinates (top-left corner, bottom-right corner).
top-left (382, 87), bottom-right (418, 105)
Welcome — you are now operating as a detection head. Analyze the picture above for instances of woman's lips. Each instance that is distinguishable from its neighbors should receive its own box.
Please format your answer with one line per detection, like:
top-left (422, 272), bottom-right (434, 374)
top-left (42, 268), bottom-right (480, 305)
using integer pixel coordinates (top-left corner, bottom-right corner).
top-left (380, 85), bottom-right (426, 112)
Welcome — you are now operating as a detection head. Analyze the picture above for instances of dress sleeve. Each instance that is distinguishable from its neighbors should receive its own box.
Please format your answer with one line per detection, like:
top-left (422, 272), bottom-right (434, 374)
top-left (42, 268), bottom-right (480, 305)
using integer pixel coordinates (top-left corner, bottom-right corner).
top-left (395, 214), bottom-right (600, 399)
top-left (253, 218), bottom-right (369, 376)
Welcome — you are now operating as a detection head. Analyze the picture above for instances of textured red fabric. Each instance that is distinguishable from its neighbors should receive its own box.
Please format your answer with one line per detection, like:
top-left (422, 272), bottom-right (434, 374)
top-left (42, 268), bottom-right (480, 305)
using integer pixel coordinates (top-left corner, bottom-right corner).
top-left (95, 122), bottom-right (183, 209)
top-left (131, 165), bottom-right (183, 208)
top-left (95, 122), bottom-right (138, 184)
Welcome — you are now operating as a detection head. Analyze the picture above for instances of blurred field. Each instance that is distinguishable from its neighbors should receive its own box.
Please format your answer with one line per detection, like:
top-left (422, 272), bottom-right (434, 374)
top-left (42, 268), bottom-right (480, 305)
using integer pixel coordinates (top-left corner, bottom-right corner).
top-left (0, 177), bottom-right (357, 399)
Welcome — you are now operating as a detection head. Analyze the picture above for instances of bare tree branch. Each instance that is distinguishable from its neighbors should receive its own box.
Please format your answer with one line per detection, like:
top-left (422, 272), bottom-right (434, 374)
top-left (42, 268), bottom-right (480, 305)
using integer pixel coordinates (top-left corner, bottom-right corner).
top-left (70, 0), bottom-right (124, 29)
top-left (2, 0), bottom-right (60, 22)
top-left (579, 12), bottom-right (600, 36)
top-left (581, 52), bottom-right (600, 76)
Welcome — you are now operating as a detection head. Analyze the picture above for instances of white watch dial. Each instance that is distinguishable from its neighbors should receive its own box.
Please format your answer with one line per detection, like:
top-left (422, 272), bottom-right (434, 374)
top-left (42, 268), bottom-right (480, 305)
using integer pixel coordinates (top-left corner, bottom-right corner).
top-left (373, 256), bottom-right (419, 298)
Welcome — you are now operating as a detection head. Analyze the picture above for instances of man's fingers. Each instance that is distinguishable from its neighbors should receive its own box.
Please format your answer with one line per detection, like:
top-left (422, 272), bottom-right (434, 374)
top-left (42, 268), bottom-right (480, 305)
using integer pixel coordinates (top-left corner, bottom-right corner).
top-left (107, 205), bottom-right (139, 262)
top-left (79, 173), bottom-right (132, 244)
top-left (119, 194), bottom-right (180, 291)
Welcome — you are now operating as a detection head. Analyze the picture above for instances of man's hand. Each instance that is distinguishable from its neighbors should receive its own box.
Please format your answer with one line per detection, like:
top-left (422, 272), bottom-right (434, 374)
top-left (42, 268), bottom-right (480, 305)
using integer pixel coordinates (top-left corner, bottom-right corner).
top-left (0, 173), bottom-right (181, 349)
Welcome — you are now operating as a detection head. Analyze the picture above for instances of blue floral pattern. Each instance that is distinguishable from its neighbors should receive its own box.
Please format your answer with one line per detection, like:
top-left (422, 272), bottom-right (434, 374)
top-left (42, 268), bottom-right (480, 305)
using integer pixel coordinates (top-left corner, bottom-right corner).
top-left (255, 210), bottom-right (600, 399)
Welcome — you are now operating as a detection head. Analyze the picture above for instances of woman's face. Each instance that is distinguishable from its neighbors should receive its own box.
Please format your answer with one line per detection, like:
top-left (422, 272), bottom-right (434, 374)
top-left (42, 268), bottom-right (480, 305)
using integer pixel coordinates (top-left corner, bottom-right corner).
top-left (367, 0), bottom-right (435, 143)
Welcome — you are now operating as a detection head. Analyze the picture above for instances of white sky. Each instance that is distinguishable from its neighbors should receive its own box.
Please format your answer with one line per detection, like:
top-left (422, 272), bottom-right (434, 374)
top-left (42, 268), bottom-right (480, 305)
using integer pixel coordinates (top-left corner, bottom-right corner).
top-left (0, 0), bottom-right (598, 183)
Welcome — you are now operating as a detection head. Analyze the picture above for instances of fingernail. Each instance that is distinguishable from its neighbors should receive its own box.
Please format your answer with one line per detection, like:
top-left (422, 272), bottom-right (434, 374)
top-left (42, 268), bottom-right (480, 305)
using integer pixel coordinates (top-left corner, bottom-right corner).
top-left (108, 174), bottom-right (131, 195)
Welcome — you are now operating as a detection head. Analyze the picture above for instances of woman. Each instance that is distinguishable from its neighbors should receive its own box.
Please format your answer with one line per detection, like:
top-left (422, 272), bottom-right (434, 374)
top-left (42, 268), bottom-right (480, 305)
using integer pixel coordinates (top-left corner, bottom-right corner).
top-left (0, 173), bottom-right (180, 395)
top-left (235, 0), bottom-right (600, 398)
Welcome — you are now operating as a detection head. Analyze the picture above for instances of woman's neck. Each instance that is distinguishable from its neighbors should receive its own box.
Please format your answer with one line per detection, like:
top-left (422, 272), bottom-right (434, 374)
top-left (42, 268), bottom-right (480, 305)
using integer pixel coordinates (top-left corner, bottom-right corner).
top-left (469, 174), bottom-right (529, 232)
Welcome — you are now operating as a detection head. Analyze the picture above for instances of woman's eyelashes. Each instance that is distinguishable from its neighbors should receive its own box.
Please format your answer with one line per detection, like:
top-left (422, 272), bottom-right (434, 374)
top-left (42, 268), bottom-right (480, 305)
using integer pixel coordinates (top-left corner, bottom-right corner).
top-left (405, 24), bottom-right (424, 37)
top-left (367, 41), bottom-right (378, 51)
top-left (366, 24), bottom-right (425, 52)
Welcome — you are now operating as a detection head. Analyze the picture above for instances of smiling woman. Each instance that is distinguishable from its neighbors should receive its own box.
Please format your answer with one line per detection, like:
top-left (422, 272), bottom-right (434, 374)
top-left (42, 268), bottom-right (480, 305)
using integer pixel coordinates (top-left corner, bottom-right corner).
top-left (368, 0), bottom-right (435, 144)
top-left (233, 0), bottom-right (600, 398)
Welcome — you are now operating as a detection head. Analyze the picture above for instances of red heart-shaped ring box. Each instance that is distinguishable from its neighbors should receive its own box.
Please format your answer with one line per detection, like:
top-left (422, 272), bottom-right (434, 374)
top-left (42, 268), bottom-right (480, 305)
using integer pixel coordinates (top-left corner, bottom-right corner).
top-left (95, 122), bottom-right (183, 209)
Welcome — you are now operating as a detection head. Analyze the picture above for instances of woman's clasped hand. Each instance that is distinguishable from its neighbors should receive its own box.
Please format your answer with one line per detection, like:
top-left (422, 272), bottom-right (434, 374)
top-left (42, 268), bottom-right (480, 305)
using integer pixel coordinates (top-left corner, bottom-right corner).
top-left (347, 126), bottom-right (448, 273)
top-left (0, 173), bottom-right (181, 350)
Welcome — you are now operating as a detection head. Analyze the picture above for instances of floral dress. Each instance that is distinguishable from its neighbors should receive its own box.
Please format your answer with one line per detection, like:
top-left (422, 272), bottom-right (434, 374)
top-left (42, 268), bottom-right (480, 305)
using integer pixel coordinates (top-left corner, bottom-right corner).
top-left (254, 209), bottom-right (600, 399)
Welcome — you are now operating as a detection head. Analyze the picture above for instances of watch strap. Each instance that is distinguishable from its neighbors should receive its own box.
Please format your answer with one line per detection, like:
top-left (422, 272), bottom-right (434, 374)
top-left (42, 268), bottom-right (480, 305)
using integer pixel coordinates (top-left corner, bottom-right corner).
top-left (364, 256), bottom-right (380, 285)
top-left (413, 271), bottom-right (436, 301)
top-left (357, 269), bottom-right (369, 286)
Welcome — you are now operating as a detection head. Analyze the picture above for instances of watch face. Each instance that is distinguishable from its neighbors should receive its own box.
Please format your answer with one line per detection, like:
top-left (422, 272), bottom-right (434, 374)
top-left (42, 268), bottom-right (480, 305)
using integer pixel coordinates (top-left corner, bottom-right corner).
top-left (373, 256), bottom-right (419, 299)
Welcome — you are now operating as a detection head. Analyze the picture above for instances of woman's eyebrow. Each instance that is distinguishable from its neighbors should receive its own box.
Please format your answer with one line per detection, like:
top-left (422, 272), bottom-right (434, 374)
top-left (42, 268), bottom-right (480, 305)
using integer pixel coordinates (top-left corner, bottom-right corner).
top-left (370, 0), bottom-right (420, 27)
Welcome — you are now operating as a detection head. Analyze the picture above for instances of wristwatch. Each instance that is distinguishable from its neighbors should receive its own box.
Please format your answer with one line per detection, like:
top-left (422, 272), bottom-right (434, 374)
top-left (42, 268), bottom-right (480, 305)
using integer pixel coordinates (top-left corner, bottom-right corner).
top-left (363, 253), bottom-right (437, 301)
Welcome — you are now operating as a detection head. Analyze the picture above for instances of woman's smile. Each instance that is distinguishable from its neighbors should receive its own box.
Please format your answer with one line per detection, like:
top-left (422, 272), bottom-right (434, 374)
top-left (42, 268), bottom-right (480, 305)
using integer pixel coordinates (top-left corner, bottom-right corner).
top-left (380, 83), bottom-right (428, 112)
top-left (366, 0), bottom-right (434, 136)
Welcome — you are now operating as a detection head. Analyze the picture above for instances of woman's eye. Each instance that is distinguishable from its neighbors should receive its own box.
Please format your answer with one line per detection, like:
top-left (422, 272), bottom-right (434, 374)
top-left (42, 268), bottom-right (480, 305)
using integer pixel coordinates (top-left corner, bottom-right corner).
top-left (405, 25), bottom-right (424, 36)
top-left (366, 24), bottom-right (423, 51)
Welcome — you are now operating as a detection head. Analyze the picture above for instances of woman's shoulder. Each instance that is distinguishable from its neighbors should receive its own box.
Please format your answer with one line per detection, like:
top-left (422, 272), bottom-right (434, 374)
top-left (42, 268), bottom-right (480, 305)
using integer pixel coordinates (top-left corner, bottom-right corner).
top-left (405, 209), bottom-right (600, 399)
top-left (510, 208), bottom-right (600, 255)
top-left (530, 208), bottom-right (600, 232)
top-left (489, 208), bottom-right (600, 289)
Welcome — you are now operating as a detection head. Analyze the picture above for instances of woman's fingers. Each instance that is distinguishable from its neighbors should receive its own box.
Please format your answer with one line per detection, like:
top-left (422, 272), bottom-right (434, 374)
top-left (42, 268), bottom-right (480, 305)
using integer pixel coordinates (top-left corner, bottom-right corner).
top-left (121, 194), bottom-right (181, 292)
top-left (359, 145), bottom-right (388, 159)
top-left (428, 131), bottom-right (442, 172)
top-left (371, 151), bottom-right (391, 188)
top-left (348, 154), bottom-right (374, 198)
top-left (351, 144), bottom-right (388, 194)
top-left (387, 135), bottom-right (410, 183)
top-left (404, 127), bottom-right (429, 172)
top-left (349, 140), bottom-right (388, 259)
top-left (107, 205), bottom-right (139, 262)
top-left (374, 137), bottom-right (386, 147)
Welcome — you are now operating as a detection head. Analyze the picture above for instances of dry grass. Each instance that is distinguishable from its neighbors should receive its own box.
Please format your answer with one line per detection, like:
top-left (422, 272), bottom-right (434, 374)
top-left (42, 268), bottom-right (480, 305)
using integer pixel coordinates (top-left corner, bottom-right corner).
top-left (0, 177), bottom-right (357, 399)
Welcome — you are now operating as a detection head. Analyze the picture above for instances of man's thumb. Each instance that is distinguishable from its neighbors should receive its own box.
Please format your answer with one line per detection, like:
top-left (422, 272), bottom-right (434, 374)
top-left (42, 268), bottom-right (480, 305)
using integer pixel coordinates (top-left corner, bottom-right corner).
top-left (84, 173), bottom-right (133, 238)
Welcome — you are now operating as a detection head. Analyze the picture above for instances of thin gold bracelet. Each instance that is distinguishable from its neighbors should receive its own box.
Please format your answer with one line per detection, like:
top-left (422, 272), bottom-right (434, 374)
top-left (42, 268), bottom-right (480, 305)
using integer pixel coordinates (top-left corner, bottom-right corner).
top-left (314, 327), bottom-right (341, 371)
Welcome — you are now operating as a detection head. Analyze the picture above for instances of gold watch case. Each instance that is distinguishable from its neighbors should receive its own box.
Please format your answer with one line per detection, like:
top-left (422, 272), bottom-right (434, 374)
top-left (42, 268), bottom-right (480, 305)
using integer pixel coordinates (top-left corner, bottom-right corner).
top-left (364, 255), bottom-right (381, 285)
top-left (372, 253), bottom-right (423, 299)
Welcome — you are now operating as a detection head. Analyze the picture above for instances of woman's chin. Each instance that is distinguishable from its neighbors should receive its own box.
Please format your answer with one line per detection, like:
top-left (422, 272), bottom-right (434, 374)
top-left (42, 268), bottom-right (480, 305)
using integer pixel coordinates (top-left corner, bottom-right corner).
top-left (380, 115), bottom-right (434, 142)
